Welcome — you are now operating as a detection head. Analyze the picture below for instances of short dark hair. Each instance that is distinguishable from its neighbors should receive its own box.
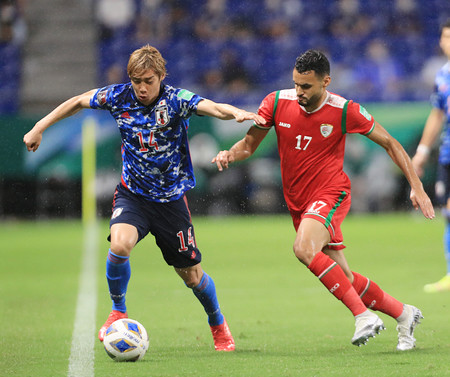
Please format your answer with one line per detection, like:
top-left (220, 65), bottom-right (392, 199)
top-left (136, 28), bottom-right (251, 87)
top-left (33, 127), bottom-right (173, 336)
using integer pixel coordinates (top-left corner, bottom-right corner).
top-left (441, 18), bottom-right (450, 35)
top-left (294, 49), bottom-right (330, 77)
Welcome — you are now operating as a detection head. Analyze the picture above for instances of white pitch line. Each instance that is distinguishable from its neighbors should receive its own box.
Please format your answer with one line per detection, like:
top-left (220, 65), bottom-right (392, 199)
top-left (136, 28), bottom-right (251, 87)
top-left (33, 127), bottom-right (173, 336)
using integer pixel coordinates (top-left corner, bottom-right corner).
top-left (68, 223), bottom-right (98, 377)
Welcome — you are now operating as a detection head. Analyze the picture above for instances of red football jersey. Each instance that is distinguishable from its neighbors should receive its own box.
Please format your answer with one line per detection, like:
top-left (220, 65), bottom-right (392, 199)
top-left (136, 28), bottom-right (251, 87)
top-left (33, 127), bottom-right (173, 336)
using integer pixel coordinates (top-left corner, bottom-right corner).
top-left (256, 89), bottom-right (375, 212)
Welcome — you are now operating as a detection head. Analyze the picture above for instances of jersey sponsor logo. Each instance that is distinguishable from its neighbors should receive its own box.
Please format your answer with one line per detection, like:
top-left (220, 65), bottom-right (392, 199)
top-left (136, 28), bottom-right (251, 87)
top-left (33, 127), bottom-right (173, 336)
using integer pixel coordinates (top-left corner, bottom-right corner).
top-left (358, 105), bottom-right (372, 121)
top-left (278, 121), bottom-right (291, 128)
top-left (112, 207), bottom-right (123, 219)
top-left (320, 124), bottom-right (333, 137)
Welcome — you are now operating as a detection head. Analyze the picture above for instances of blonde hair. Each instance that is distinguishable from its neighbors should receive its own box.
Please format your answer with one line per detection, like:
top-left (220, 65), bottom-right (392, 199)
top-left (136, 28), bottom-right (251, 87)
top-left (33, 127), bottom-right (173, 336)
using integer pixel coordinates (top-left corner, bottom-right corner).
top-left (127, 44), bottom-right (167, 78)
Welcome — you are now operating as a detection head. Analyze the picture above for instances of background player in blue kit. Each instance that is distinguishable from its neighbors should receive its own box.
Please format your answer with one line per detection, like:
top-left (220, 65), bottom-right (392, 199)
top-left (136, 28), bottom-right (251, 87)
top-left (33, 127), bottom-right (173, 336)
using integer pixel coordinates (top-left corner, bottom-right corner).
top-left (412, 19), bottom-right (450, 293)
top-left (23, 44), bottom-right (265, 351)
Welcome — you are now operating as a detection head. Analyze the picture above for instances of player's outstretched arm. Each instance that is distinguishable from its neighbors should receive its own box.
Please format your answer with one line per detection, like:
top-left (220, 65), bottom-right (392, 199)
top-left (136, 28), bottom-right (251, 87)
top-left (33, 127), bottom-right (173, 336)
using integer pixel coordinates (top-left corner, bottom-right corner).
top-left (367, 122), bottom-right (435, 219)
top-left (196, 99), bottom-right (266, 124)
top-left (411, 107), bottom-right (445, 177)
top-left (23, 89), bottom-right (97, 152)
top-left (212, 126), bottom-right (269, 171)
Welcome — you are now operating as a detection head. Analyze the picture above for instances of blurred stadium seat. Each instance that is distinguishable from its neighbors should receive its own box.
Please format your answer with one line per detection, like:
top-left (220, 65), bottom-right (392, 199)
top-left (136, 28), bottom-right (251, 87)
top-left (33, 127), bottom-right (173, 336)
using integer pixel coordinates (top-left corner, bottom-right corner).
top-left (92, 0), bottom-right (449, 104)
top-left (1, 0), bottom-right (449, 114)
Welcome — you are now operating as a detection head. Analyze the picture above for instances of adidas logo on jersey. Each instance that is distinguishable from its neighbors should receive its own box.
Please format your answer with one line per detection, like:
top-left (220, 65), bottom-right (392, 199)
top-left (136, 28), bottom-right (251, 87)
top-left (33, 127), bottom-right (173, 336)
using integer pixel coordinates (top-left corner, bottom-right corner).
top-left (279, 122), bottom-right (291, 128)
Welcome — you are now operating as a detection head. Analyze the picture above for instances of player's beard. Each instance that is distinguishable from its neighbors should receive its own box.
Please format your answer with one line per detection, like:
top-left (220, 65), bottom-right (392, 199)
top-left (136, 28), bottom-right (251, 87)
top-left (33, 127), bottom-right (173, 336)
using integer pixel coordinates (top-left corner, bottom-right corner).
top-left (298, 92), bottom-right (323, 111)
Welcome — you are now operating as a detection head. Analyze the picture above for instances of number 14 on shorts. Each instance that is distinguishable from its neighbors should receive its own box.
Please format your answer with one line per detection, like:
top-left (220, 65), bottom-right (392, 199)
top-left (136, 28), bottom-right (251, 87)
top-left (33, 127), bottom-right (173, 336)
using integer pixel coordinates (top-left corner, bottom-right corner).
top-left (177, 227), bottom-right (196, 252)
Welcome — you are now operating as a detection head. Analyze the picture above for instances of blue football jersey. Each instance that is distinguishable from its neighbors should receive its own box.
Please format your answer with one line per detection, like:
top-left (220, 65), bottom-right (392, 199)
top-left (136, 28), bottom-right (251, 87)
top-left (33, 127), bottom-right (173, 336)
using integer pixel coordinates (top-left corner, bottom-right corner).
top-left (431, 62), bottom-right (450, 164)
top-left (90, 83), bottom-right (204, 202)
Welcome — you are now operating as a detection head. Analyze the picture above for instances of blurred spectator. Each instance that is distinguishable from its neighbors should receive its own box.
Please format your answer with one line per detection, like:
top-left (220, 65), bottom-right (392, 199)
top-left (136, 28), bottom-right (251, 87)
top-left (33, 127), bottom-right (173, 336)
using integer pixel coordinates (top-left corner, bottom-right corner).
top-left (0, 0), bottom-right (26, 45)
top-left (387, 0), bottom-right (422, 37)
top-left (328, 0), bottom-right (373, 40)
top-left (193, 0), bottom-right (230, 41)
top-left (92, 0), bottom-right (450, 105)
top-left (352, 39), bottom-right (406, 102)
top-left (420, 47), bottom-right (448, 93)
top-left (105, 63), bottom-right (127, 84)
top-left (264, 0), bottom-right (303, 16)
top-left (200, 68), bottom-right (225, 97)
top-left (261, 18), bottom-right (291, 39)
top-left (169, 1), bottom-right (193, 37)
top-left (96, 0), bottom-right (136, 40)
top-left (0, 0), bottom-right (25, 114)
top-left (221, 49), bottom-right (251, 90)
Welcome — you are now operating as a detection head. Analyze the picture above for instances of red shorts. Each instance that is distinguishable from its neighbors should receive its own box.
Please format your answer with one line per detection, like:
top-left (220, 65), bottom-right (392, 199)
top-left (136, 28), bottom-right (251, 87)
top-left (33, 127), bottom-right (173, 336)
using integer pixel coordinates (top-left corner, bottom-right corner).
top-left (290, 191), bottom-right (351, 250)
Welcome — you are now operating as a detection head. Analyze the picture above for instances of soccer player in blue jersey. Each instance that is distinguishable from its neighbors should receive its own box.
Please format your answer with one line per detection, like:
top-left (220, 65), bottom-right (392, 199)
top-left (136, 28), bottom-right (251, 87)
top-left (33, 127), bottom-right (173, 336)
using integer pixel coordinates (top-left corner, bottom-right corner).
top-left (412, 19), bottom-right (450, 293)
top-left (23, 44), bottom-right (265, 351)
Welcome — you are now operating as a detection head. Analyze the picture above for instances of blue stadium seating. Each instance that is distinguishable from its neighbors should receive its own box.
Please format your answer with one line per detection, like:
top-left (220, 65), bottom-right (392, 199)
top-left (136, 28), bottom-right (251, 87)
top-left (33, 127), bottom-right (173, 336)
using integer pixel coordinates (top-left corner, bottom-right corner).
top-left (0, 1), bottom-right (449, 114)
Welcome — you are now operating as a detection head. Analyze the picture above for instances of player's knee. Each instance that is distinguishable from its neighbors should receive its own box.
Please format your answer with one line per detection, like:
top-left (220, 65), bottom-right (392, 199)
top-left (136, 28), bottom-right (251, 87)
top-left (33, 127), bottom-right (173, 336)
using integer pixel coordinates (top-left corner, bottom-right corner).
top-left (110, 240), bottom-right (133, 257)
top-left (177, 268), bottom-right (202, 288)
top-left (182, 273), bottom-right (202, 288)
top-left (185, 277), bottom-right (200, 288)
top-left (293, 241), bottom-right (315, 265)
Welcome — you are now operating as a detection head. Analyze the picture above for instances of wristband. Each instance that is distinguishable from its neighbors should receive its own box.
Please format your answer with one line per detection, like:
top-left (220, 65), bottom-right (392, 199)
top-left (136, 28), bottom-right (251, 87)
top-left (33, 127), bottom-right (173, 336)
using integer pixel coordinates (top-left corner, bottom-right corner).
top-left (416, 144), bottom-right (430, 156)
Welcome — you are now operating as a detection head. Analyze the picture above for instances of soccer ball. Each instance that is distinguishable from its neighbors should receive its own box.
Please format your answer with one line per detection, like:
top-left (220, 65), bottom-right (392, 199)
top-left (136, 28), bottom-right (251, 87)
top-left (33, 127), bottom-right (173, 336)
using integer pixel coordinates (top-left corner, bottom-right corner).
top-left (103, 318), bottom-right (149, 362)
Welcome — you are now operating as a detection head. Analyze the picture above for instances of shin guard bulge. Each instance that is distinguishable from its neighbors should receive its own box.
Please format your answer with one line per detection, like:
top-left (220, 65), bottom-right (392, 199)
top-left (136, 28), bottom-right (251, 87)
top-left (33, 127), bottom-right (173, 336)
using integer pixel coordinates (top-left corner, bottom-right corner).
top-left (352, 271), bottom-right (403, 318)
top-left (308, 252), bottom-right (366, 316)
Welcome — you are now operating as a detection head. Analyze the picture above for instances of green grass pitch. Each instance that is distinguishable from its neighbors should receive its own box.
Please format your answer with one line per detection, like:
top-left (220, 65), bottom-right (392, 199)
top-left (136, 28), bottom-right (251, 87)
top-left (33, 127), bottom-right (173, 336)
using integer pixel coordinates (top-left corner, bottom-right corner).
top-left (1, 213), bottom-right (450, 376)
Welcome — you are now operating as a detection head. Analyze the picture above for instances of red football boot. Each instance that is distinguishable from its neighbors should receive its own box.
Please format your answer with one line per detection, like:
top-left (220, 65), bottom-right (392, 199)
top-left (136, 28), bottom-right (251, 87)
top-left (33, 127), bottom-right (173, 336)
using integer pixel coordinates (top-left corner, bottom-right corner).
top-left (210, 318), bottom-right (235, 351)
top-left (98, 310), bottom-right (128, 341)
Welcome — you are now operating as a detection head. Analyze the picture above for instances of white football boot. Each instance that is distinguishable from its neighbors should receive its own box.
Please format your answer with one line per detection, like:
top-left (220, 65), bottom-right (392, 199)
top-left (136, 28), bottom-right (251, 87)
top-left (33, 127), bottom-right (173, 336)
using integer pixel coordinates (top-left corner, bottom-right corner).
top-left (396, 304), bottom-right (423, 351)
top-left (352, 310), bottom-right (385, 346)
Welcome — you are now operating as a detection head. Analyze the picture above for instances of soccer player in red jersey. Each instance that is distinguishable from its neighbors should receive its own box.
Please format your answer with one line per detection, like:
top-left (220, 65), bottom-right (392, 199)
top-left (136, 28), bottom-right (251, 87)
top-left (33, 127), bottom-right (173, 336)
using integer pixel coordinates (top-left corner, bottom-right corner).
top-left (212, 49), bottom-right (435, 350)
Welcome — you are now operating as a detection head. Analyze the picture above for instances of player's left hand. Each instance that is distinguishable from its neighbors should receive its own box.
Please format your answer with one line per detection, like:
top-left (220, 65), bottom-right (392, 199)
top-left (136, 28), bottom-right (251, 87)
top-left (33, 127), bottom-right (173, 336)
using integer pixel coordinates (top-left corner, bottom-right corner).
top-left (23, 130), bottom-right (43, 152)
top-left (410, 188), bottom-right (435, 219)
top-left (233, 110), bottom-right (266, 125)
top-left (212, 150), bottom-right (234, 171)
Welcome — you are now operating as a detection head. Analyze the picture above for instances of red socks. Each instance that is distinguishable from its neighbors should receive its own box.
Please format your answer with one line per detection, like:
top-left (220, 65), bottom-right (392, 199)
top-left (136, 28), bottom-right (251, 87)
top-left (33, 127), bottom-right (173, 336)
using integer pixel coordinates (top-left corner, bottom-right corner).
top-left (308, 252), bottom-right (367, 316)
top-left (352, 271), bottom-right (403, 319)
top-left (307, 252), bottom-right (404, 319)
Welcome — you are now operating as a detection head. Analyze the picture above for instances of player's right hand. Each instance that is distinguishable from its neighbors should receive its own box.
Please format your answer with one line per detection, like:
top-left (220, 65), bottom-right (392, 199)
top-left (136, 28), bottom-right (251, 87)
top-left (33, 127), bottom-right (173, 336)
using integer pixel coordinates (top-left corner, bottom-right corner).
top-left (212, 150), bottom-right (234, 171)
top-left (23, 130), bottom-right (42, 152)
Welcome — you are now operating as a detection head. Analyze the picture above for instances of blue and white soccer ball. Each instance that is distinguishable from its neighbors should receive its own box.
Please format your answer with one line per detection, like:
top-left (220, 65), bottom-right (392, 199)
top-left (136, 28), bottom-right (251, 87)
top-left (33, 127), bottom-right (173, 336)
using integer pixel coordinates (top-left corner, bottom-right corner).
top-left (103, 318), bottom-right (149, 362)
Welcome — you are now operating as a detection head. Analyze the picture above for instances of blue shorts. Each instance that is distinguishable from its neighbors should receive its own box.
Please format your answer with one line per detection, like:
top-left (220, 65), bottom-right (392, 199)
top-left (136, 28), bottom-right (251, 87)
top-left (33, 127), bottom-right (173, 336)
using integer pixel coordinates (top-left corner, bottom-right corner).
top-left (109, 184), bottom-right (202, 268)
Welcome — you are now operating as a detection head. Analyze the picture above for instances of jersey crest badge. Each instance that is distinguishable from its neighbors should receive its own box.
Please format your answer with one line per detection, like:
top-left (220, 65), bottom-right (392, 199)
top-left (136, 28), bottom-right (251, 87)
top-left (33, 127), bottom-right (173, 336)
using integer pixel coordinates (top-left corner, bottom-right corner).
top-left (155, 101), bottom-right (169, 126)
top-left (320, 124), bottom-right (333, 137)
